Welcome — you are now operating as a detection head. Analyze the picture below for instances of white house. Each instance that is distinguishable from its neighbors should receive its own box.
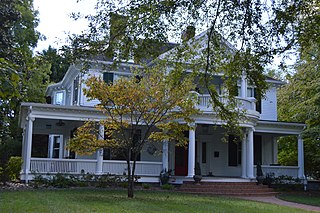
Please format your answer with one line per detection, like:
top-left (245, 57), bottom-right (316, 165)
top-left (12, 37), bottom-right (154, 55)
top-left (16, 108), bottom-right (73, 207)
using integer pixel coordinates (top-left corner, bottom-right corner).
top-left (19, 31), bottom-right (306, 183)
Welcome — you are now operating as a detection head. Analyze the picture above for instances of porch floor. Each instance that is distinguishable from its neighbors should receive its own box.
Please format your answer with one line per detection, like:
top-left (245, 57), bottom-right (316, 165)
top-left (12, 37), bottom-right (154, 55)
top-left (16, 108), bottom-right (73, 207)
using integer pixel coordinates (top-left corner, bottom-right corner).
top-left (170, 176), bottom-right (254, 185)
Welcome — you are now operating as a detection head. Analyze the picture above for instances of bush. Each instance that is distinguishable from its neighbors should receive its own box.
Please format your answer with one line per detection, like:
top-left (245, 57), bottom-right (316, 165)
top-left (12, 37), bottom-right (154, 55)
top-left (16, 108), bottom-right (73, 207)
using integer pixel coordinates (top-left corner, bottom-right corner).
top-left (142, 183), bottom-right (151, 189)
top-left (6, 156), bottom-right (23, 181)
top-left (161, 183), bottom-right (174, 190)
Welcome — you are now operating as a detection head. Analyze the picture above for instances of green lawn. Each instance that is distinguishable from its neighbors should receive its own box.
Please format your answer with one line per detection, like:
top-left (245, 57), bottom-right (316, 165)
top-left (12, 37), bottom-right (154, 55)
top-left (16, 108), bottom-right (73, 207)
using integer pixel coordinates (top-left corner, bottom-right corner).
top-left (278, 192), bottom-right (320, 207)
top-left (0, 188), bottom-right (313, 213)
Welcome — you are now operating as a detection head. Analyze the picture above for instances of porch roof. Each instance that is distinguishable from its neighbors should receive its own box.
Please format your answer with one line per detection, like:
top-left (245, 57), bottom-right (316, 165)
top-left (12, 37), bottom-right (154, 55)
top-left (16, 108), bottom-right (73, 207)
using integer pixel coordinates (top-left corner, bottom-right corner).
top-left (19, 102), bottom-right (105, 128)
top-left (255, 120), bottom-right (305, 135)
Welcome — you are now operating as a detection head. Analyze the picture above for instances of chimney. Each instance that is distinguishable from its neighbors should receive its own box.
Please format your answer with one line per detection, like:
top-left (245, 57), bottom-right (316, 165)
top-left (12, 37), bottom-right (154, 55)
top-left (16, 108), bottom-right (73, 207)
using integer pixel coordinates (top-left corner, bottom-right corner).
top-left (181, 26), bottom-right (196, 42)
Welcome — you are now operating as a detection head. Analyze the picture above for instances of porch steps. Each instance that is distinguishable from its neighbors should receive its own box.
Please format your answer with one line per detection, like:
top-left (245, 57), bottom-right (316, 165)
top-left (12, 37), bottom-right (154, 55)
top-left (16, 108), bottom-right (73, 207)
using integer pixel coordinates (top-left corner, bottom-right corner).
top-left (177, 181), bottom-right (278, 196)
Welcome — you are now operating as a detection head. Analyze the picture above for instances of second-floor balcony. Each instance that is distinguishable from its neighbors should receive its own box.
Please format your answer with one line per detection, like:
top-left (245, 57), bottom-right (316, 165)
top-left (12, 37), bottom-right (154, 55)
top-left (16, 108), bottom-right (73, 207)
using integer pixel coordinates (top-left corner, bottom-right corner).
top-left (195, 93), bottom-right (258, 115)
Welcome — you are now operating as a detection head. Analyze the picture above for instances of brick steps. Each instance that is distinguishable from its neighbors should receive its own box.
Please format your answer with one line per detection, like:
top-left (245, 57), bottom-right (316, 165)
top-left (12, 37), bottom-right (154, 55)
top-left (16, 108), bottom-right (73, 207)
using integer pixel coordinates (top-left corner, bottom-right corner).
top-left (177, 181), bottom-right (278, 196)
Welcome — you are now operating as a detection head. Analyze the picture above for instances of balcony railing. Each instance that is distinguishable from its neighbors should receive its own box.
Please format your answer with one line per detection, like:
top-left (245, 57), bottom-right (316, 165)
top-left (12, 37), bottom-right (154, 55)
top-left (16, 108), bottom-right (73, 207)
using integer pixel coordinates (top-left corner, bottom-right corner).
top-left (195, 93), bottom-right (256, 112)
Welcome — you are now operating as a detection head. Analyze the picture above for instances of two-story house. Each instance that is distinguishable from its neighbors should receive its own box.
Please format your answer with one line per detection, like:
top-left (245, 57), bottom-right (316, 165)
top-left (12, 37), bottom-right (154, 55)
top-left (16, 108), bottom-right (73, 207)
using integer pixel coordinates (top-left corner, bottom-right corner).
top-left (19, 30), bottom-right (306, 184)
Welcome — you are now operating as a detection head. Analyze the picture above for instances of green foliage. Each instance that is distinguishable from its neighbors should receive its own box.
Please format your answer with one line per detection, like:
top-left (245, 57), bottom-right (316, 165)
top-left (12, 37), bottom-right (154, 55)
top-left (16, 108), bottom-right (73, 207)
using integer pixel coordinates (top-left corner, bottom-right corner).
top-left (278, 44), bottom-right (320, 179)
top-left (142, 183), bottom-right (151, 189)
top-left (0, 0), bottom-right (50, 172)
top-left (6, 156), bottom-right (22, 181)
top-left (39, 46), bottom-right (71, 83)
top-left (160, 183), bottom-right (174, 190)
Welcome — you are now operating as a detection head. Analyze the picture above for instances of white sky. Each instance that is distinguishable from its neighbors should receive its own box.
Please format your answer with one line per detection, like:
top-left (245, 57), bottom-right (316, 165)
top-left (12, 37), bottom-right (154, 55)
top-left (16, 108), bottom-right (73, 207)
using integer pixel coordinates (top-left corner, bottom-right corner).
top-left (33, 0), bottom-right (96, 52)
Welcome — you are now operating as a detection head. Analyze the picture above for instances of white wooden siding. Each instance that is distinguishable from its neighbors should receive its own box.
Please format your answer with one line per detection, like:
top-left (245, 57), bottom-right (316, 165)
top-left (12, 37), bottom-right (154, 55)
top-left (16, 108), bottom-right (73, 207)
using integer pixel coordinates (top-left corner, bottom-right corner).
top-left (260, 87), bottom-right (277, 121)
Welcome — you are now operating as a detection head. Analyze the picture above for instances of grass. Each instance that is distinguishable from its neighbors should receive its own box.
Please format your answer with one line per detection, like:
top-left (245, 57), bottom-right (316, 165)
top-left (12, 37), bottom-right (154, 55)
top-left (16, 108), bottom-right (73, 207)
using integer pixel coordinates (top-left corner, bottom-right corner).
top-left (277, 191), bottom-right (320, 207)
top-left (0, 188), bottom-right (314, 213)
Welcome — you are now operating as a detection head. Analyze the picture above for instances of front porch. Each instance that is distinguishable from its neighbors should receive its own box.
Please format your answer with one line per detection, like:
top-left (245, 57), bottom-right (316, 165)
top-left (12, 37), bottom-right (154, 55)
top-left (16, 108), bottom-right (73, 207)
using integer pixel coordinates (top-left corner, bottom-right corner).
top-left (19, 103), bottom-right (306, 183)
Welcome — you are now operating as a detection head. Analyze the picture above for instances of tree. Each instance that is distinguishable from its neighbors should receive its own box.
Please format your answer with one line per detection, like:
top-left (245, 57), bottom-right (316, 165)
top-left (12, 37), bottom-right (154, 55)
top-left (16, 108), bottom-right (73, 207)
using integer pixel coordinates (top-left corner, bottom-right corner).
top-left (278, 43), bottom-right (320, 179)
top-left (69, 63), bottom-right (199, 198)
top-left (39, 46), bottom-right (70, 83)
top-left (0, 0), bottom-right (50, 167)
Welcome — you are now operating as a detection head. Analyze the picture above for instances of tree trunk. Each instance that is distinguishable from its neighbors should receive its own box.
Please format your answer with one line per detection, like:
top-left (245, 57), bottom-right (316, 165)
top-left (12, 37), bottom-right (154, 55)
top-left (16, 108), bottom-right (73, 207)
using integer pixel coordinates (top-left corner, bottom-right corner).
top-left (126, 154), bottom-right (137, 198)
top-left (127, 175), bottom-right (134, 198)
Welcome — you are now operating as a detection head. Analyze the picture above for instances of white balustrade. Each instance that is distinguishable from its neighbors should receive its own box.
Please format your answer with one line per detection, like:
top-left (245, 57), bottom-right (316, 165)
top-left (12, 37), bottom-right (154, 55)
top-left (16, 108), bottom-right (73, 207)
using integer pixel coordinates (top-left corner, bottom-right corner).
top-left (102, 160), bottom-right (162, 176)
top-left (254, 165), bottom-right (299, 178)
top-left (30, 158), bottom-right (162, 176)
top-left (197, 94), bottom-right (256, 112)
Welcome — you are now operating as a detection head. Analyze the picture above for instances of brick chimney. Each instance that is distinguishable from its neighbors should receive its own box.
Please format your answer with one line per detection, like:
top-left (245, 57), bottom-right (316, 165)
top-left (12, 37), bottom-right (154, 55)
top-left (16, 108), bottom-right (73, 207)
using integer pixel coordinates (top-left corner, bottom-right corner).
top-left (181, 26), bottom-right (196, 42)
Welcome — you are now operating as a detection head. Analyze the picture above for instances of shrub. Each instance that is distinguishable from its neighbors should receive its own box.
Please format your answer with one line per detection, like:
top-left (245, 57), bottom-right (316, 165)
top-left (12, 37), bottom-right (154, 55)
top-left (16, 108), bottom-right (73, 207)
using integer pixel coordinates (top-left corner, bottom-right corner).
top-left (6, 156), bottom-right (23, 181)
top-left (142, 183), bottom-right (151, 189)
top-left (161, 183), bottom-right (174, 190)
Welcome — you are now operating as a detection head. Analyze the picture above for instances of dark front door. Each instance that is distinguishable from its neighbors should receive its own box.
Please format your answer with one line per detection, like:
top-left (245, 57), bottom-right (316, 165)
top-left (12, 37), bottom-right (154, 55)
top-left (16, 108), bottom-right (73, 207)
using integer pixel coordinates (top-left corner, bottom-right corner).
top-left (175, 146), bottom-right (188, 176)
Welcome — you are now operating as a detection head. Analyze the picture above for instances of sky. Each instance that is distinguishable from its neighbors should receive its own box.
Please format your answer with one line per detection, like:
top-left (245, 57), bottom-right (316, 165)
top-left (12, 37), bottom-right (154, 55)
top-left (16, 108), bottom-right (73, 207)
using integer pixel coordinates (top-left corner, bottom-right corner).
top-left (33, 0), bottom-right (95, 52)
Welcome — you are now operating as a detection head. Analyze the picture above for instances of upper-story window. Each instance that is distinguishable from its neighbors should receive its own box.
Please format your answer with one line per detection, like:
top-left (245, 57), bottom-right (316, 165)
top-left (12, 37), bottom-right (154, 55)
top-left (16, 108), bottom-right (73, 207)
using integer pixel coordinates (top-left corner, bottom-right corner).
top-left (73, 76), bottom-right (79, 105)
top-left (54, 91), bottom-right (64, 105)
top-left (103, 72), bottom-right (114, 84)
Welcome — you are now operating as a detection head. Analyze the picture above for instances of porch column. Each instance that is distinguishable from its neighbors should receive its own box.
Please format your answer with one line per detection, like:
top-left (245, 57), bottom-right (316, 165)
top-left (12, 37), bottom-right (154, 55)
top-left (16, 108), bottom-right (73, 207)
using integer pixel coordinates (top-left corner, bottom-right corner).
top-left (162, 139), bottom-right (169, 171)
top-left (246, 127), bottom-right (254, 178)
top-left (187, 123), bottom-right (196, 177)
top-left (25, 115), bottom-right (35, 183)
top-left (241, 72), bottom-right (247, 98)
top-left (96, 124), bottom-right (104, 175)
top-left (298, 135), bottom-right (305, 179)
top-left (241, 130), bottom-right (247, 178)
top-left (21, 127), bottom-right (26, 175)
top-left (273, 137), bottom-right (278, 164)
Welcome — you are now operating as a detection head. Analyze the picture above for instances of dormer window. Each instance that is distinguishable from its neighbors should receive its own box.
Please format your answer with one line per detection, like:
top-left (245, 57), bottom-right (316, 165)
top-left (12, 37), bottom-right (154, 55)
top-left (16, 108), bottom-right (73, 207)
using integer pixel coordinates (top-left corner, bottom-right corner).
top-left (54, 91), bottom-right (64, 105)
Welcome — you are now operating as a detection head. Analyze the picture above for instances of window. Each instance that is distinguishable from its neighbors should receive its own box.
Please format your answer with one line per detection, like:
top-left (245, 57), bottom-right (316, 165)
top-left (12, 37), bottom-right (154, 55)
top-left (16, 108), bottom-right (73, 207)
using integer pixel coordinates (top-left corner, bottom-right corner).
top-left (247, 87), bottom-right (254, 97)
top-left (48, 135), bottom-right (63, 158)
top-left (54, 91), bottom-right (64, 105)
top-left (228, 135), bottom-right (241, 166)
top-left (202, 142), bottom-right (207, 163)
top-left (73, 76), bottom-right (79, 105)
top-left (103, 72), bottom-right (114, 84)
top-left (254, 135), bottom-right (262, 165)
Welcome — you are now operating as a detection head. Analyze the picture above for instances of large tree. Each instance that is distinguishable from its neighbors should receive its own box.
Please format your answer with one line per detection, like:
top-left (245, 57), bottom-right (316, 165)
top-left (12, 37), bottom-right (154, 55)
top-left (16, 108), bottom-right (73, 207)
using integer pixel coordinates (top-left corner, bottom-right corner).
top-left (69, 64), bottom-right (199, 198)
top-left (0, 0), bottom-right (50, 167)
top-left (278, 43), bottom-right (320, 179)
top-left (39, 46), bottom-right (70, 83)
top-left (68, 0), bottom-right (318, 131)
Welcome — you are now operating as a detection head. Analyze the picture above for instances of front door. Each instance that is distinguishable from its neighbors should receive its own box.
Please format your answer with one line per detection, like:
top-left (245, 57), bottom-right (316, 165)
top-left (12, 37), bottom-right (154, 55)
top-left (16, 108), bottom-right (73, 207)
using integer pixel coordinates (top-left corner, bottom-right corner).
top-left (175, 146), bottom-right (188, 176)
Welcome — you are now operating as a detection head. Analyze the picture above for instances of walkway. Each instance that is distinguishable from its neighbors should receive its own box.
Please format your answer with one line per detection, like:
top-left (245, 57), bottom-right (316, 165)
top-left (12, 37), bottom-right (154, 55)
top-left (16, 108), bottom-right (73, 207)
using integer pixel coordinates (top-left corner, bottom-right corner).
top-left (237, 196), bottom-right (320, 212)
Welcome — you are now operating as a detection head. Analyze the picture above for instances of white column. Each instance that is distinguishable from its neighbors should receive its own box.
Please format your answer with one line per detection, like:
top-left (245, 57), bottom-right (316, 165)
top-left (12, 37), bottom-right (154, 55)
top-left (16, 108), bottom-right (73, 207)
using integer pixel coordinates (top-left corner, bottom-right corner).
top-left (273, 137), bottom-right (278, 164)
top-left (241, 131), bottom-right (247, 178)
top-left (96, 124), bottom-right (104, 175)
top-left (246, 127), bottom-right (254, 178)
top-left (25, 116), bottom-right (35, 183)
top-left (298, 135), bottom-right (305, 179)
top-left (241, 72), bottom-right (247, 98)
top-left (187, 123), bottom-right (196, 177)
top-left (21, 127), bottom-right (26, 175)
top-left (162, 139), bottom-right (169, 171)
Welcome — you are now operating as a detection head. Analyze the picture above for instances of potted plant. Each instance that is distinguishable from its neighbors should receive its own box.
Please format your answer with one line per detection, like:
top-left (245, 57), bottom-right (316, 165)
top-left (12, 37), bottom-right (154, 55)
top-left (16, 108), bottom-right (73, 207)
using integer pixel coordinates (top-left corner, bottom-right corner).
top-left (193, 162), bottom-right (202, 184)
top-left (159, 169), bottom-right (171, 185)
top-left (256, 163), bottom-right (264, 185)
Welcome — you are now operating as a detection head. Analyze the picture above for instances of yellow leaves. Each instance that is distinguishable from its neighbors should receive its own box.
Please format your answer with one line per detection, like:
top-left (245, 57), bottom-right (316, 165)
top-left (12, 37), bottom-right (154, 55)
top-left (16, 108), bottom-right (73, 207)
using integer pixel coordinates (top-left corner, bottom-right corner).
top-left (71, 63), bottom-right (201, 155)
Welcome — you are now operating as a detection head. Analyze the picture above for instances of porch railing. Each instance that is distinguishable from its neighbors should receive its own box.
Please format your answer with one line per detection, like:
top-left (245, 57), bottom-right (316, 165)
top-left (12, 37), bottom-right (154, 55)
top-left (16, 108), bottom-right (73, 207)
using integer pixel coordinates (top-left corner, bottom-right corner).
top-left (30, 158), bottom-right (162, 176)
top-left (196, 94), bottom-right (256, 111)
top-left (103, 160), bottom-right (162, 176)
top-left (254, 165), bottom-right (299, 178)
